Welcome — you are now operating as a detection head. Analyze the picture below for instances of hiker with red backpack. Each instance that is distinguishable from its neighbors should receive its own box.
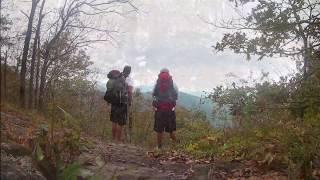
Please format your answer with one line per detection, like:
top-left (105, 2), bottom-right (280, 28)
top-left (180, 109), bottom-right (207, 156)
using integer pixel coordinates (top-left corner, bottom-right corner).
top-left (104, 66), bottom-right (133, 142)
top-left (152, 68), bottom-right (178, 149)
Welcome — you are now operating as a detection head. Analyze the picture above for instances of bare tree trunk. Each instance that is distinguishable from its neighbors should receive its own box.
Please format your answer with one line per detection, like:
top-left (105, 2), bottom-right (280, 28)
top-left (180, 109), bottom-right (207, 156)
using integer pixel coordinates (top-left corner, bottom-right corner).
top-left (3, 49), bottom-right (8, 102)
top-left (39, 59), bottom-right (49, 110)
top-left (0, 55), bottom-right (2, 104)
top-left (300, 36), bottom-right (310, 81)
top-left (28, 35), bottom-right (38, 108)
top-left (0, 0), bottom-right (3, 104)
top-left (38, 27), bottom-right (65, 110)
top-left (38, 22), bottom-right (65, 110)
top-left (19, 0), bottom-right (39, 108)
top-left (15, 55), bottom-right (21, 75)
top-left (38, 65), bottom-right (46, 109)
top-left (35, 40), bottom-right (41, 108)
top-left (28, 0), bottom-right (45, 109)
top-left (0, 64), bottom-right (1, 104)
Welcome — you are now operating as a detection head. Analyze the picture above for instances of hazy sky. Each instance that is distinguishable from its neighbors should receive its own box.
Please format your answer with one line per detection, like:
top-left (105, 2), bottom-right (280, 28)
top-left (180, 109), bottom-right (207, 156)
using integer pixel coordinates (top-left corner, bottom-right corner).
top-left (11, 0), bottom-right (296, 94)
top-left (88, 0), bottom-right (296, 93)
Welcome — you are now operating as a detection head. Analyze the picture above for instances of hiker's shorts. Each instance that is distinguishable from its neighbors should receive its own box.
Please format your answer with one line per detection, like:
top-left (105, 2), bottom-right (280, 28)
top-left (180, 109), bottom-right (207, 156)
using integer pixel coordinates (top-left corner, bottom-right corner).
top-left (110, 104), bottom-right (127, 126)
top-left (154, 111), bottom-right (176, 133)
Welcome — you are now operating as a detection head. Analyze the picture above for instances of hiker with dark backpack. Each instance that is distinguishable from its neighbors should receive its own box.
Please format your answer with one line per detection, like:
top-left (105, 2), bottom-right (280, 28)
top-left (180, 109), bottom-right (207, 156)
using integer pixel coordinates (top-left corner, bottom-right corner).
top-left (152, 68), bottom-right (178, 149)
top-left (104, 66), bottom-right (133, 142)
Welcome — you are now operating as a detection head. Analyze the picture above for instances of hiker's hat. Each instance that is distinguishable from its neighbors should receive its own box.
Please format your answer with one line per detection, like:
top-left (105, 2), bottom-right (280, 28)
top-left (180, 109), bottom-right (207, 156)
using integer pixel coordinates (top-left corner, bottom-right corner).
top-left (160, 68), bottom-right (169, 73)
top-left (123, 65), bottom-right (131, 76)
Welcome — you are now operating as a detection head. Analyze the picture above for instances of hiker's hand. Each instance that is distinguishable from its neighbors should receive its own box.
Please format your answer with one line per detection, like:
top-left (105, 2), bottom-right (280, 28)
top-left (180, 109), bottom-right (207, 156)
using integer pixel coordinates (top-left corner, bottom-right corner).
top-left (153, 107), bottom-right (157, 111)
top-left (172, 107), bottom-right (175, 111)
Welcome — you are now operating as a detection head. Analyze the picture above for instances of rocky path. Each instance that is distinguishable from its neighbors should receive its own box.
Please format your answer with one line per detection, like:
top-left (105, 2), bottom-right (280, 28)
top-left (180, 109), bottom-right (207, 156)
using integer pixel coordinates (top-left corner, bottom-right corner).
top-left (1, 111), bottom-right (288, 180)
top-left (77, 139), bottom-right (195, 180)
top-left (77, 137), bottom-right (288, 180)
top-left (1, 112), bottom-right (46, 180)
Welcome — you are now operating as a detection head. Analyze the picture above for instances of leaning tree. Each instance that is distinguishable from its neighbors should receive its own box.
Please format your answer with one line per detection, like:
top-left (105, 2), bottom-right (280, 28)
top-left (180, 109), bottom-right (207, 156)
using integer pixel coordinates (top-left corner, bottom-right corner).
top-left (17, 0), bottom-right (137, 110)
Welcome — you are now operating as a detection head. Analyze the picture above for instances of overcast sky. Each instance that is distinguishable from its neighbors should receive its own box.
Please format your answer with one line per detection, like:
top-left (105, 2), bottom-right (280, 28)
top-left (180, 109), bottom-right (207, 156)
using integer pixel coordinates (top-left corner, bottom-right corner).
top-left (11, 0), bottom-right (297, 95)
top-left (88, 0), bottom-right (296, 94)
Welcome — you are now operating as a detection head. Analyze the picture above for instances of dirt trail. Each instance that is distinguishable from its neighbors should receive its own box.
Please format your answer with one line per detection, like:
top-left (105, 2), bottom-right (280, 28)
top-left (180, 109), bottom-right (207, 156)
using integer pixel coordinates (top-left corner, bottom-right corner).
top-left (78, 138), bottom-right (195, 179)
top-left (78, 137), bottom-right (288, 180)
top-left (1, 111), bottom-right (288, 180)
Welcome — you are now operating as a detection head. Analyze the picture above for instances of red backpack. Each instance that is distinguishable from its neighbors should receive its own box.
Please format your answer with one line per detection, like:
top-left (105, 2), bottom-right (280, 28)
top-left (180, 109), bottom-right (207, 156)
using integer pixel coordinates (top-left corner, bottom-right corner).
top-left (152, 72), bottom-right (177, 110)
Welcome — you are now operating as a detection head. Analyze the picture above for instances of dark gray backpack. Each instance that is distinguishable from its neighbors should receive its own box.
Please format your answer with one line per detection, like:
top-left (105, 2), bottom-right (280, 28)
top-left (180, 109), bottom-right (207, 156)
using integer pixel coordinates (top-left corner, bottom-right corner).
top-left (104, 70), bottom-right (128, 104)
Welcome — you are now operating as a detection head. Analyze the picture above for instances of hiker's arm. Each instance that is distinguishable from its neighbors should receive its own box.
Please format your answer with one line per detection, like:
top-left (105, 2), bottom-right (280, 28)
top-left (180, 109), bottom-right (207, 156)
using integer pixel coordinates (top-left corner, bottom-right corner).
top-left (152, 83), bottom-right (158, 110)
top-left (173, 83), bottom-right (179, 100)
top-left (170, 84), bottom-right (178, 111)
top-left (125, 77), bottom-right (134, 105)
top-left (152, 84), bottom-right (157, 97)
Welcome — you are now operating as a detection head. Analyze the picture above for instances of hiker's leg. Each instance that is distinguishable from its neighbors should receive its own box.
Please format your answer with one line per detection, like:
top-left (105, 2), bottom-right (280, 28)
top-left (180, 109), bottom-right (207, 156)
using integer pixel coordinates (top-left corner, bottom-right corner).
top-left (169, 131), bottom-right (176, 141)
top-left (116, 124), bottom-right (123, 142)
top-left (112, 122), bottom-right (117, 140)
top-left (157, 132), bottom-right (163, 148)
top-left (117, 104), bottom-right (127, 142)
top-left (168, 111), bottom-right (177, 142)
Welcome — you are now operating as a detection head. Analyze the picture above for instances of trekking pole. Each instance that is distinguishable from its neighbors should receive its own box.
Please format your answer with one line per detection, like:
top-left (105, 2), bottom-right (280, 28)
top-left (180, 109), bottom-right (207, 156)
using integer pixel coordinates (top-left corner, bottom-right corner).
top-left (102, 103), bottom-right (110, 140)
top-left (123, 90), bottom-right (130, 143)
top-left (125, 103), bottom-right (129, 143)
top-left (125, 96), bottom-right (132, 143)
top-left (128, 100), bottom-right (133, 143)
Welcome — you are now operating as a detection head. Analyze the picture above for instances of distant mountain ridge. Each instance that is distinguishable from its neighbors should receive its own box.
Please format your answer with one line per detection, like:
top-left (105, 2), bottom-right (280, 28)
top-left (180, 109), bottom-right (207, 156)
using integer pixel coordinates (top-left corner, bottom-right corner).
top-left (137, 85), bottom-right (206, 97)
top-left (96, 83), bottom-right (214, 120)
top-left (142, 91), bottom-right (214, 120)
